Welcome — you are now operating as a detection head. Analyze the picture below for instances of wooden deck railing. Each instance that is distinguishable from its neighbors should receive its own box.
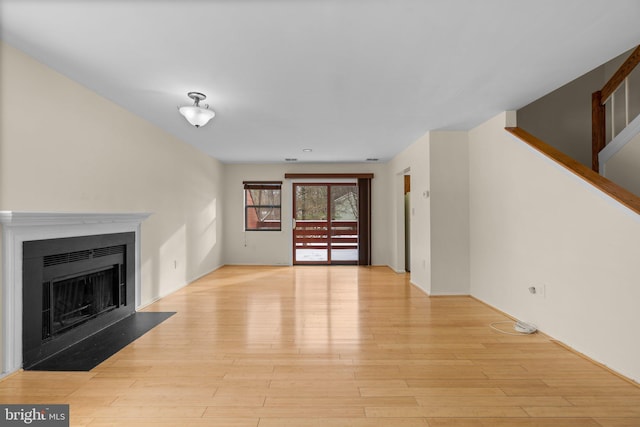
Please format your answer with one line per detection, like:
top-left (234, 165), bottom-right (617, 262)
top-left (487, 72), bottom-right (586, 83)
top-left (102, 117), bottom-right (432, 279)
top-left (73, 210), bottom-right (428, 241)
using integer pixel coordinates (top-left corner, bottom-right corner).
top-left (294, 220), bottom-right (358, 250)
top-left (592, 45), bottom-right (640, 172)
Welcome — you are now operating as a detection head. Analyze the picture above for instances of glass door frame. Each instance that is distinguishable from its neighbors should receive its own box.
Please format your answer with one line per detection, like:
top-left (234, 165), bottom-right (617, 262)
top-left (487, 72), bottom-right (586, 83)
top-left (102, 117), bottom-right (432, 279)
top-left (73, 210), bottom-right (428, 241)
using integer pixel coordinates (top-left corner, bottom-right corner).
top-left (292, 182), bottom-right (359, 265)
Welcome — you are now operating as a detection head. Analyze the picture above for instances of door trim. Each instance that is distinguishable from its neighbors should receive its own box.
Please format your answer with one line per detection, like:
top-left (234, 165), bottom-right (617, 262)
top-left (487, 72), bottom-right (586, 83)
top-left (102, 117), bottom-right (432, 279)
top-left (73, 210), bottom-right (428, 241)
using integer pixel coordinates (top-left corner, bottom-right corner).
top-left (292, 183), bottom-right (359, 265)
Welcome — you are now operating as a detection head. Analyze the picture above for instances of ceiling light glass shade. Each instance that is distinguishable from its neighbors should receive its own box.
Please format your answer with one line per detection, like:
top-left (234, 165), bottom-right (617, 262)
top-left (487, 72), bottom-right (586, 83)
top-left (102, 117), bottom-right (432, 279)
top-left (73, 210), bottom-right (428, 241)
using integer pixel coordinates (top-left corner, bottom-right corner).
top-left (178, 92), bottom-right (215, 128)
top-left (179, 105), bottom-right (215, 127)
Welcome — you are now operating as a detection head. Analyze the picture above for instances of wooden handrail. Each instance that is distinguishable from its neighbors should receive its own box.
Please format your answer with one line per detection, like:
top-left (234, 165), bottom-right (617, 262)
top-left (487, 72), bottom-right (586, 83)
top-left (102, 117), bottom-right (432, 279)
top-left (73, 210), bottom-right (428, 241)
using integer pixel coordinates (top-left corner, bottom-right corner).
top-left (601, 45), bottom-right (640, 101)
top-left (506, 127), bottom-right (640, 216)
top-left (592, 45), bottom-right (640, 172)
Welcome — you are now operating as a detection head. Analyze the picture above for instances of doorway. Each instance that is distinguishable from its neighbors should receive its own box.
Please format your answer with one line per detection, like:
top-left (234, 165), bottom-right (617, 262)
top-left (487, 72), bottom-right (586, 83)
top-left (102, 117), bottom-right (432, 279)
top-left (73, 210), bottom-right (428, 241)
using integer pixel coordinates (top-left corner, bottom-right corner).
top-left (404, 174), bottom-right (411, 272)
top-left (293, 183), bottom-right (359, 265)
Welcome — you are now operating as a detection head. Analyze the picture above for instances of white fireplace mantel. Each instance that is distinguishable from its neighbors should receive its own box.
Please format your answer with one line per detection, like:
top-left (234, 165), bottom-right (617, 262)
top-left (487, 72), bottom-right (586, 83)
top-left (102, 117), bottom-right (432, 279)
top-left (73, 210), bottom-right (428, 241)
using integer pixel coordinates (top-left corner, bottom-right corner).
top-left (0, 211), bottom-right (151, 377)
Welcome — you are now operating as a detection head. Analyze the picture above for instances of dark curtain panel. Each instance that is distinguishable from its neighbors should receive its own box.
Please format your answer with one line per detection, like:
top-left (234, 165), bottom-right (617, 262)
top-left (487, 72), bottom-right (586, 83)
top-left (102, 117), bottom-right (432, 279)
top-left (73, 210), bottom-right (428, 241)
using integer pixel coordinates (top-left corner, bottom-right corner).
top-left (357, 178), bottom-right (371, 265)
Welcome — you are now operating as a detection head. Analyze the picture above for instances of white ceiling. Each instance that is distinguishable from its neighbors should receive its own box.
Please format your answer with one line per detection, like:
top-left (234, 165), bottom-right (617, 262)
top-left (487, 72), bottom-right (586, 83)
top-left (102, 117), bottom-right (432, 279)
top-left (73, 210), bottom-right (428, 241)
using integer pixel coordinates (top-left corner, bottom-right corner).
top-left (1, 0), bottom-right (639, 164)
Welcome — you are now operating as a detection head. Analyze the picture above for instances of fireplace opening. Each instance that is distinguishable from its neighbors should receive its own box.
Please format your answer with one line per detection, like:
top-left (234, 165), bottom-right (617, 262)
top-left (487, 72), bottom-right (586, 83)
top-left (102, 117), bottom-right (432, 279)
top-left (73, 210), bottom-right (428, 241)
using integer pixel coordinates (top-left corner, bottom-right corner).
top-left (43, 264), bottom-right (123, 340)
top-left (23, 233), bottom-right (135, 369)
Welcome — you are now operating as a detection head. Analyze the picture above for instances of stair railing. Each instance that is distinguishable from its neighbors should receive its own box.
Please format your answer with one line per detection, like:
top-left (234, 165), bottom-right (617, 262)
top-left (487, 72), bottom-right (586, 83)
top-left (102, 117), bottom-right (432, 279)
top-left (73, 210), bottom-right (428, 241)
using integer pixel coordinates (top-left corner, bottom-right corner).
top-left (592, 45), bottom-right (640, 172)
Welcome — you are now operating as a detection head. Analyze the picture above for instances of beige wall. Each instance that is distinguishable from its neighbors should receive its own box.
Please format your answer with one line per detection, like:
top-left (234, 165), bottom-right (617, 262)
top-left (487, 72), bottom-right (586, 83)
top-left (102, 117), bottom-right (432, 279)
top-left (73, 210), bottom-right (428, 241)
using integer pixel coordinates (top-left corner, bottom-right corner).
top-left (469, 111), bottom-right (640, 382)
top-left (605, 132), bottom-right (640, 195)
top-left (0, 42), bottom-right (224, 310)
top-left (223, 162), bottom-right (390, 266)
top-left (606, 134), bottom-right (640, 194)
top-left (429, 131), bottom-right (470, 295)
top-left (387, 133), bottom-right (431, 291)
top-left (387, 130), bottom-right (470, 295)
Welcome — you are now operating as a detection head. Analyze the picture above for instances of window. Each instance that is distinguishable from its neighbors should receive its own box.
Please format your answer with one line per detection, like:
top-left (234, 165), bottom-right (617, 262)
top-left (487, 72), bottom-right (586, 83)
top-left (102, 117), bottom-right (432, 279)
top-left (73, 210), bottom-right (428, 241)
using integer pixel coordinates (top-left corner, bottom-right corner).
top-left (244, 181), bottom-right (282, 231)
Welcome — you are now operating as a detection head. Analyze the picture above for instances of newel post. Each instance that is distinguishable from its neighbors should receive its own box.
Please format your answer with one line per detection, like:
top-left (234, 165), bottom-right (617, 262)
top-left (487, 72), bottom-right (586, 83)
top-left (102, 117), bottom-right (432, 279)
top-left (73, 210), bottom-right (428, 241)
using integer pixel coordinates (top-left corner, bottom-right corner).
top-left (592, 90), bottom-right (605, 173)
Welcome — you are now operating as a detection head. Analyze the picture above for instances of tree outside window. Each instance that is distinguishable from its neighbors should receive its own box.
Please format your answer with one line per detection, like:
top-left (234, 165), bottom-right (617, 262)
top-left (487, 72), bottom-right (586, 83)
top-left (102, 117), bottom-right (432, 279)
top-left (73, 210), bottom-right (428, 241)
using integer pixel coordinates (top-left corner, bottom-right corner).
top-left (244, 181), bottom-right (282, 231)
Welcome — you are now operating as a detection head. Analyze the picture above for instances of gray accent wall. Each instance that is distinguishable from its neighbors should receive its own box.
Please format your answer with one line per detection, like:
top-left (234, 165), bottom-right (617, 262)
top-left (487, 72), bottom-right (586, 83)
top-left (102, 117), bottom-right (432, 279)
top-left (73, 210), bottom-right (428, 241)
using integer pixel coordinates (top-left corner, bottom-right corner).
top-left (517, 48), bottom-right (633, 168)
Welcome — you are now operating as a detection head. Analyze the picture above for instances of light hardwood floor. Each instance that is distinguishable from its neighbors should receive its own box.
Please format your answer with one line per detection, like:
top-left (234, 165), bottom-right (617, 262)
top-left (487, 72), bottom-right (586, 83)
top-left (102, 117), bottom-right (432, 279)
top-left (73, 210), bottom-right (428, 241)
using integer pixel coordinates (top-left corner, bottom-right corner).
top-left (2, 265), bottom-right (640, 426)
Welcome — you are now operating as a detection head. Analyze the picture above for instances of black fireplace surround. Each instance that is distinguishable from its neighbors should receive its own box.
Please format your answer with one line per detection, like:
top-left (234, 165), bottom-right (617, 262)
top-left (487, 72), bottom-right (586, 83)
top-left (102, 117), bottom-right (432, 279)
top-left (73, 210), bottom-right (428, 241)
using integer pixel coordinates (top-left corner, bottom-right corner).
top-left (22, 232), bottom-right (135, 369)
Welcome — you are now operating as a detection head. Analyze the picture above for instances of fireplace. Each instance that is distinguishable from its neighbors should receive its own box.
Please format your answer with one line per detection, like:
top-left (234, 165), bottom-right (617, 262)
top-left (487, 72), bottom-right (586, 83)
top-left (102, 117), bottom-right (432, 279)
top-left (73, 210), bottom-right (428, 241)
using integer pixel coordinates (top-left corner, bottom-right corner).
top-left (22, 232), bottom-right (136, 369)
top-left (0, 211), bottom-right (150, 378)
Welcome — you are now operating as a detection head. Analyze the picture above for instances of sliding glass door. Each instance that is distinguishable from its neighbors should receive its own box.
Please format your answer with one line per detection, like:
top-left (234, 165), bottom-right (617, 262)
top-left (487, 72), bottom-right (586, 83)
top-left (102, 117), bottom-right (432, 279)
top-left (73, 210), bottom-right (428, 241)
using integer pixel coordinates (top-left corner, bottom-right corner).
top-left (293, 183), bottom-right (358, 265)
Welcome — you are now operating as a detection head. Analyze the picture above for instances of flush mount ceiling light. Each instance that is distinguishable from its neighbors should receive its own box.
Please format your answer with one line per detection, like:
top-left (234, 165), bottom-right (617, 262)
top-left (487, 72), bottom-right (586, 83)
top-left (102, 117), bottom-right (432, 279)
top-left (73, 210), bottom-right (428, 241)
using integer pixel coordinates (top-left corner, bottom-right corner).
top-left (178, 92), bottom-right (215, 128)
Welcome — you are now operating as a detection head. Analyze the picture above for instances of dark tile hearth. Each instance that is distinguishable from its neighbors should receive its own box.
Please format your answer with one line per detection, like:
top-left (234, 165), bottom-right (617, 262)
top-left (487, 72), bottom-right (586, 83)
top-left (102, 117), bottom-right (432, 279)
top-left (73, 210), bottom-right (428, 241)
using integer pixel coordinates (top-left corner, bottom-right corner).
top-left (27, 312), bottom-right (175, 371)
